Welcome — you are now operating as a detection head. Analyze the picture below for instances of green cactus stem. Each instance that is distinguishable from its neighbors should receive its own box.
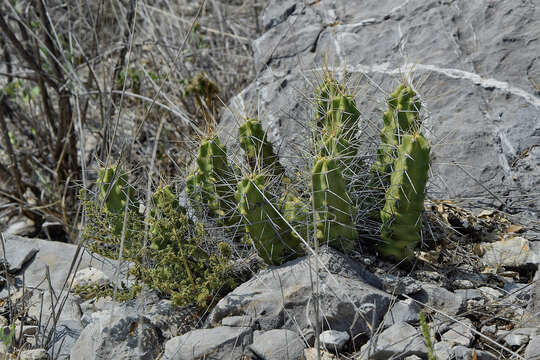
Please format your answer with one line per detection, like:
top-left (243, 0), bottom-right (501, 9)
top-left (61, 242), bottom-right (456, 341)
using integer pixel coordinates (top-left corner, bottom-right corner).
top-left (236, 174), bottom-right (302, 265)
top-left (379, 132), bottom-right (430, 260)
top-left (97, 166), bottom-right (133, 214)
top-left (373, 84), bottom-right (422, 179)
top-left (312, 156), bottom-right (357, 253)
top-left (239, 118), bottom-right (284, 176)
top-left (314, 77), bottom-right (341, 128)
top-left (282, 192), bottom-right (311, 245)
top-left (193, 136), bottom-right (238, 221)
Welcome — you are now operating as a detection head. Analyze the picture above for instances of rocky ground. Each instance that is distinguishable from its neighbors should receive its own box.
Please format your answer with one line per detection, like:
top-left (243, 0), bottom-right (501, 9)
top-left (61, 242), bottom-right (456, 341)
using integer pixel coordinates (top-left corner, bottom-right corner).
top-left (0, 201), bottom-right (539, 359)
top-left (0, 0), bottom-right (539, 359)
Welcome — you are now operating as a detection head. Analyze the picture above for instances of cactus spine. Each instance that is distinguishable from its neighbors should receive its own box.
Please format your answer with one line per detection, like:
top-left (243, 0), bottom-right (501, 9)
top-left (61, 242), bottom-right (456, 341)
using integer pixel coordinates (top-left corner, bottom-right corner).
top-left (312, 156), bottom-right (357, 253)
top-left (239, 118), bottom-right (284, 176)
top-left (379, 132), bottom-right (430, 259)
top-left (236, 174), bottom-right (301, 265)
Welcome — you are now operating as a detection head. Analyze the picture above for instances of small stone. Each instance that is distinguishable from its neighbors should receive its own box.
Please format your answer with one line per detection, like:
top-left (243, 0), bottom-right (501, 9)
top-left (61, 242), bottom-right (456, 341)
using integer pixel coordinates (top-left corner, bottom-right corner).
top-left (479, 237), bottom-right (538, 268)
top-left (441, 318), bottom-right (474, 347)
top-left (452, 346), bottom-right (496, 360)
top-left (382, 299), bottom-right (421, 328)
top-left (434, 341), bottom-right (452, 359)
top-left (504, 333), bottom-right (529, 347)
top-left (404, 356), bottom-right (422, 360)
top-left (248, 329), bottom-right (305, 360)
top-left (380, 275), bottom-right (422, 295)
top-left (221, 315), bottom-right (252, 327)
top-left (412, 284), bottom-right (465, 315)
top-left (360, 322), bottom-right (427, 359)
top-left (20, 349), bottom-right (49, 360)
top-left (479, 287), bottom-right (503, 300)
top-left (453, 279), bottom-right (474, 289)
top-left (481, 325), bottom-right (496, 334)
top-left (72, 267), bottom-right (110, 288)
top-left (319, 330), bottom-right (349, 352)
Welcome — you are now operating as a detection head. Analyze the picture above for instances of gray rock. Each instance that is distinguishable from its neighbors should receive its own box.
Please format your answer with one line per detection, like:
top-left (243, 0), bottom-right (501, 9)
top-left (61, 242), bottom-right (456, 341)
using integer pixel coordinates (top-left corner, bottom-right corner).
top-left (70, 307), bottom-right (161, 360)
top-left (20, 349), bottom-right (49, 360)
top-left (219, 0), bottom-right (540, 220)
top-left (452, 346), bottom-right (496, 360)
top-left (434, 341), bottom-right (452, 360)
top-left (525, 336), bottom-right (540, 360)
top-left (319, 330), bottom-right (349, 353)
top-left (478, 286), bottom-right (504, 301)
top-left (222, 315), bottom-right (252, 327)
top-left (207, 247), bottom-right (390, 340)
top-left (248, 329), bottom-right (305, 360)
top-left (412, 283), bottom-right (465, 315)
top-left (481, 325), bottom-right (496, 335)
top-left (404, 356), bottom-right (422, 360)
top-left (360, 322), bottom-right (427, 359)
top-left (523, 269), bottom-right (540, 328)
top-left (71, 267), bottom-right (110, 288)
top-left (454, 289), bottom-right (483, 302)
top-left (503, 333), bottom-right (529, 347)
top-left (164, 326), bottom-right (252, 360)
top-left (441, 318), bottom-right (475, 347)
top-left (0, 238), bottom-right (38, 274)
top-left (452, 279), bottom-right (474, 289)
top-left (479, 237), bottom-right (539, 268)
top-left (382, 299), bottom-right (421, 328)
top-left (379, 275), bottom-right (422, 296)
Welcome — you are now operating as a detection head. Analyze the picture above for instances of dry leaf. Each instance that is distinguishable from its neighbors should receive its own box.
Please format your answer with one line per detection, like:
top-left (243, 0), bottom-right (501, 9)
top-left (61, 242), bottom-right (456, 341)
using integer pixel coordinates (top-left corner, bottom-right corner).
top-left (505, 224), bottom-right (523, 233)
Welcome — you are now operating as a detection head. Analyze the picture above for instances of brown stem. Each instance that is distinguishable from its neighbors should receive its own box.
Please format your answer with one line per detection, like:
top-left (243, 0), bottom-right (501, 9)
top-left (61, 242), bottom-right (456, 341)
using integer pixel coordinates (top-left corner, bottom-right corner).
top-left (0, 96), bottom-right (25, 199)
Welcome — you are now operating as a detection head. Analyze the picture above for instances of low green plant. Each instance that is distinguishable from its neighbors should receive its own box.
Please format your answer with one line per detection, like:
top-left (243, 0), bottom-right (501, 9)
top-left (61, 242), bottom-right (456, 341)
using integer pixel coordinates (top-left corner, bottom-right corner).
top-left (83, 181), bottom-right (235, 308)
top-left (419, 311), bottom-right (437, 360)
top-left (0, 324), bottom-right (15, 348)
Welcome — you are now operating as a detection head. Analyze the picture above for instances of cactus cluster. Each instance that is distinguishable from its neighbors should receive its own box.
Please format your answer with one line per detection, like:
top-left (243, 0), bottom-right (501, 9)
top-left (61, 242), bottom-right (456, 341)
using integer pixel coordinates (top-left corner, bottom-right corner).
top-left (185, 77), bottom-right (430, 264)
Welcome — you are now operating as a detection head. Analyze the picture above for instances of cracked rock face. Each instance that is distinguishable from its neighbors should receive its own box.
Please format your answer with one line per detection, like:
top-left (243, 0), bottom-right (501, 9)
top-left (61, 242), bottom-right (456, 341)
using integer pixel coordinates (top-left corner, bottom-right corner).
top-left (218, 0), bottom-right (540, 221)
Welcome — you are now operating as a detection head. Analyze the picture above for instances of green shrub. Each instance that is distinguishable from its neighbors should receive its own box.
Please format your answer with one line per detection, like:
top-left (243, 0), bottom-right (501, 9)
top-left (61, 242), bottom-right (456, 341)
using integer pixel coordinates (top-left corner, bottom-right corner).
top-left (82, 183), bottom-right (235, 308)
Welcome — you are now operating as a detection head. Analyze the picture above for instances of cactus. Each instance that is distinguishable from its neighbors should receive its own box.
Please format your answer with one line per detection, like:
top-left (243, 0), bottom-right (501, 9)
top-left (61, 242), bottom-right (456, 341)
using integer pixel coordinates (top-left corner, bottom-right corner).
top-left (96, 166), bottom-right (136, 236)
top-left (372, 84), bottom-right (421, 180)
top-left (236, 174), bottom-right (302, 265)
top-left (312, 156), bottom-right (357, 253)
top-left (314, 77), bottom-right (341, 128)
top-left (97, 166), bottom-right (133, 214)
top-left (239, 118), bottom-right (284, 176)
top-left (379, 132), bottom-right (430, 260)
top-left (282, 192), bottom-right (311, 245)
top-left (189, 135), bottom-right (238, 222)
